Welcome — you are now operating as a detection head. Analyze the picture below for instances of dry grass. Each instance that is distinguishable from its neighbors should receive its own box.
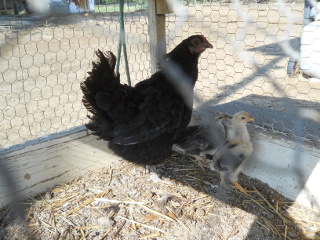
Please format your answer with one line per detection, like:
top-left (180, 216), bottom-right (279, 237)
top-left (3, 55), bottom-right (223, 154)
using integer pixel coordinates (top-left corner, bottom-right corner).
top-left (1, 153), bottom-right (319, 239)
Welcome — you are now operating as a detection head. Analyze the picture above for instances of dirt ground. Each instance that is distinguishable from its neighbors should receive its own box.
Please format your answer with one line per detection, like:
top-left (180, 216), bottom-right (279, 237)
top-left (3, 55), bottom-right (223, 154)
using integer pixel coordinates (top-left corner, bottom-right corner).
top-left (1, 153), bottom-right (320, 240)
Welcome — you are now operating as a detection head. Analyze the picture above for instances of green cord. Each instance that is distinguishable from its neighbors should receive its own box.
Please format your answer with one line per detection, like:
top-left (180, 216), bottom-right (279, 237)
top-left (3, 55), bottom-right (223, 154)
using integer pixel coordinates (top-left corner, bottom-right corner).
top-left (116, 0), bottom-right (131, 86)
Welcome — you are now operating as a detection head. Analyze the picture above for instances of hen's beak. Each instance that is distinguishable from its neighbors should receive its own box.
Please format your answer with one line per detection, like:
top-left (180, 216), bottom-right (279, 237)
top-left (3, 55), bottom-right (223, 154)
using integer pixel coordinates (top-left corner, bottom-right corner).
top-left (199, 35), bottom-right (213, 49)
top-left (203, 41), bottom-right (213, 49)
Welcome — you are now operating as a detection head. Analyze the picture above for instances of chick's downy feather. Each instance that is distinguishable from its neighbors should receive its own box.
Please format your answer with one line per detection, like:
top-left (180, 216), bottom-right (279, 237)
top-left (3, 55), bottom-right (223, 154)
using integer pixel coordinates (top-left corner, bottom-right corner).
top-left (81, 35), bottom-right (213, 165)
top-left (204, 111), bottom-right (254, 189)
top-left (173, 113), bottom-right (228, 155)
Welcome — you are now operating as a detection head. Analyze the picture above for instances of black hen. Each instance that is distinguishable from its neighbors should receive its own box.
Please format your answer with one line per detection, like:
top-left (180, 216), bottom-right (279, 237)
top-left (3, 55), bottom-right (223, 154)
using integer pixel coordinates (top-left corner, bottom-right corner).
top-left (81, 35), bottom-right (213, 167)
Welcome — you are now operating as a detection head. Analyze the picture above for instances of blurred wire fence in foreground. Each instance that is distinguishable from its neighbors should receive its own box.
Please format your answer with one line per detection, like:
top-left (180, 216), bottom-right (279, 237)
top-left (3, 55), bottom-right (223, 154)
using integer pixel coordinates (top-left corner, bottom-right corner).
top-left (1, 0), bottom-right (319, 150)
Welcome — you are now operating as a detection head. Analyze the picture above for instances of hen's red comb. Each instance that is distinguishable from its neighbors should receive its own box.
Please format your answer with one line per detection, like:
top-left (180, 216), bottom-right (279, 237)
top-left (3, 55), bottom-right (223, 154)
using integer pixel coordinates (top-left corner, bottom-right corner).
top-left (200, 34), bottom-right (208, 42)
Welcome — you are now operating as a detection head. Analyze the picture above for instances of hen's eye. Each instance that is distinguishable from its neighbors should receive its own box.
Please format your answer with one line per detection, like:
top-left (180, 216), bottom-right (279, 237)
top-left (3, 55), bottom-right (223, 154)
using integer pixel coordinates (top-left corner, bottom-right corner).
top-left (193, 39), bottom-right (200, 45)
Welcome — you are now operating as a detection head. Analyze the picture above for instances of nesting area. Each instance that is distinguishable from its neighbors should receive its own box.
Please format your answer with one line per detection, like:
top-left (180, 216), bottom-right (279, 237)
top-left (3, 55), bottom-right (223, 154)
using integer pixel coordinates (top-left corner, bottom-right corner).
top-left (1, 153), bottom-right (319, 240)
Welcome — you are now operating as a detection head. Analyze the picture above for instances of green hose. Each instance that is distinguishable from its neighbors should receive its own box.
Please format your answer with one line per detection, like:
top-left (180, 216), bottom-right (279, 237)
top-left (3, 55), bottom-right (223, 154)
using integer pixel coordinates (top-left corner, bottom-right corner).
top-left (116, 0), bottom-right (131, 86)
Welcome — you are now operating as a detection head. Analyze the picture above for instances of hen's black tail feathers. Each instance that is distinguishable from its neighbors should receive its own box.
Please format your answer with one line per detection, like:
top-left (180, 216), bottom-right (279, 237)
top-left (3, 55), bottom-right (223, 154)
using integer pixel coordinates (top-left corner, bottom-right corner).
top-left (81, 50), bottom-right (119, 140)
top-left (80, 50), bottom-right (119, 119)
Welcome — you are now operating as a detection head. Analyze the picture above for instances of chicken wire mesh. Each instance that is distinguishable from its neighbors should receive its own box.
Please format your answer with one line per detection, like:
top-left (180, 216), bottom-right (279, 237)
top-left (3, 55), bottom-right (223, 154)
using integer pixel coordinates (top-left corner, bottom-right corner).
top-left (0, 0), bottom-right (150, 149)
top-left (166, 1), bottom-right (320, 143)
top-left (0, 0), bottom-right (319, 151)
top-left (0, 0), bottom-right (320, 238)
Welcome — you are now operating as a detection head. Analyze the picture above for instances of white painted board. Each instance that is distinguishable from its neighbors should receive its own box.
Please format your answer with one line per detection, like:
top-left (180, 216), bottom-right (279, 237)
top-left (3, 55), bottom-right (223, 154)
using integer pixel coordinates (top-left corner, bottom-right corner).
top-left (0, 127), bottom-right (120, 208)
top-left (1, 126), bottom-right (319, 212)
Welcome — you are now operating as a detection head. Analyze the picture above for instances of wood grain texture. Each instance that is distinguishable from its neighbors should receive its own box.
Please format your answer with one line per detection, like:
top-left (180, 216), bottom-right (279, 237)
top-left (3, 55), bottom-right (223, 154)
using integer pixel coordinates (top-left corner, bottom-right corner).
top-left (0, 128), bottom-right (121, 208)
top-left (148, 0), bottom-right (166, 74)
top-left (1, 125), bottom-right (319, 211)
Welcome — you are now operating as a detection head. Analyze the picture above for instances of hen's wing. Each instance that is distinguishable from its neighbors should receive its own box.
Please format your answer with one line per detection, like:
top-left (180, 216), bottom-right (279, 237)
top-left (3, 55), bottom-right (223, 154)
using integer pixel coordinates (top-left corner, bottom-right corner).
top-left (94, 84), bottom-right (142, 125)
top-left (81, 51), bottom-right (189, 145)
top-left (112, 73), bottom-right (189, 145)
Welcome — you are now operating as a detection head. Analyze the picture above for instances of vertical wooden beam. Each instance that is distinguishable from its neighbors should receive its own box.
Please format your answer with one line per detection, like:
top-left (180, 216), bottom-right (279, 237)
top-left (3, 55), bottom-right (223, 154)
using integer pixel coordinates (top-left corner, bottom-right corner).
top-left (147, 0), bottom-right (171, 74)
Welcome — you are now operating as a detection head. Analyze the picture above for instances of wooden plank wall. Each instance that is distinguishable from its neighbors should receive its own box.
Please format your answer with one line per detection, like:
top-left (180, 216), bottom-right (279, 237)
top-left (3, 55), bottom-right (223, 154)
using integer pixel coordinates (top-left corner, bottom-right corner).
top-left (0, 127), bottom-right (121, 208)
top-left (1, 125), bottom-right (320, 211)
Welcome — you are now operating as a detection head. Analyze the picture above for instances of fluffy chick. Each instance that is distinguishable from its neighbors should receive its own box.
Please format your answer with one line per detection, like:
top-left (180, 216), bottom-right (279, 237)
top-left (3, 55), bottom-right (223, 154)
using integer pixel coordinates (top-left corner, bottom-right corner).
top-left (204, 111), bottom-right (254, 190)
top-left (173, 113), bottom-right (228, 169)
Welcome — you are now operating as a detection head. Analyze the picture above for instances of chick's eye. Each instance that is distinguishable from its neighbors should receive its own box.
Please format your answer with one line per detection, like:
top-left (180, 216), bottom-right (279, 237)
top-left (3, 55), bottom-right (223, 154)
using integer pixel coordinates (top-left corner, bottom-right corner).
top-left (241, 117), bottom-right (245, 120)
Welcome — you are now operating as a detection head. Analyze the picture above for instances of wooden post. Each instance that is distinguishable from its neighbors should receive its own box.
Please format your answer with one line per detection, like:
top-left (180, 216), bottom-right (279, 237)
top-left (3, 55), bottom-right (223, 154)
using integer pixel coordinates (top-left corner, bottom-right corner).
top-left (147, 0), bottom-right (171, 74)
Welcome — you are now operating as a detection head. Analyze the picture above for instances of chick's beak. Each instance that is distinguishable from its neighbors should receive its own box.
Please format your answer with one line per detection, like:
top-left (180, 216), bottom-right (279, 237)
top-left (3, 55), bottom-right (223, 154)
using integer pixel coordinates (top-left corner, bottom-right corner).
top-left (248, 117), bottom-right (255, 122)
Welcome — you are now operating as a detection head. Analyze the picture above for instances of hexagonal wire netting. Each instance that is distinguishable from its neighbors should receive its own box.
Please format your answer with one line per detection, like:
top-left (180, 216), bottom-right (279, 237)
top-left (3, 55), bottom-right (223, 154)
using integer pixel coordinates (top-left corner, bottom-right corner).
top-left (0, 0), bottom-right (319, 151)
top-left (1, 0), bottom-right (320, 239)
top-left (0, 1), bottom-right (150, 148)
top-left (165, 1), bottom-right (320, 144)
